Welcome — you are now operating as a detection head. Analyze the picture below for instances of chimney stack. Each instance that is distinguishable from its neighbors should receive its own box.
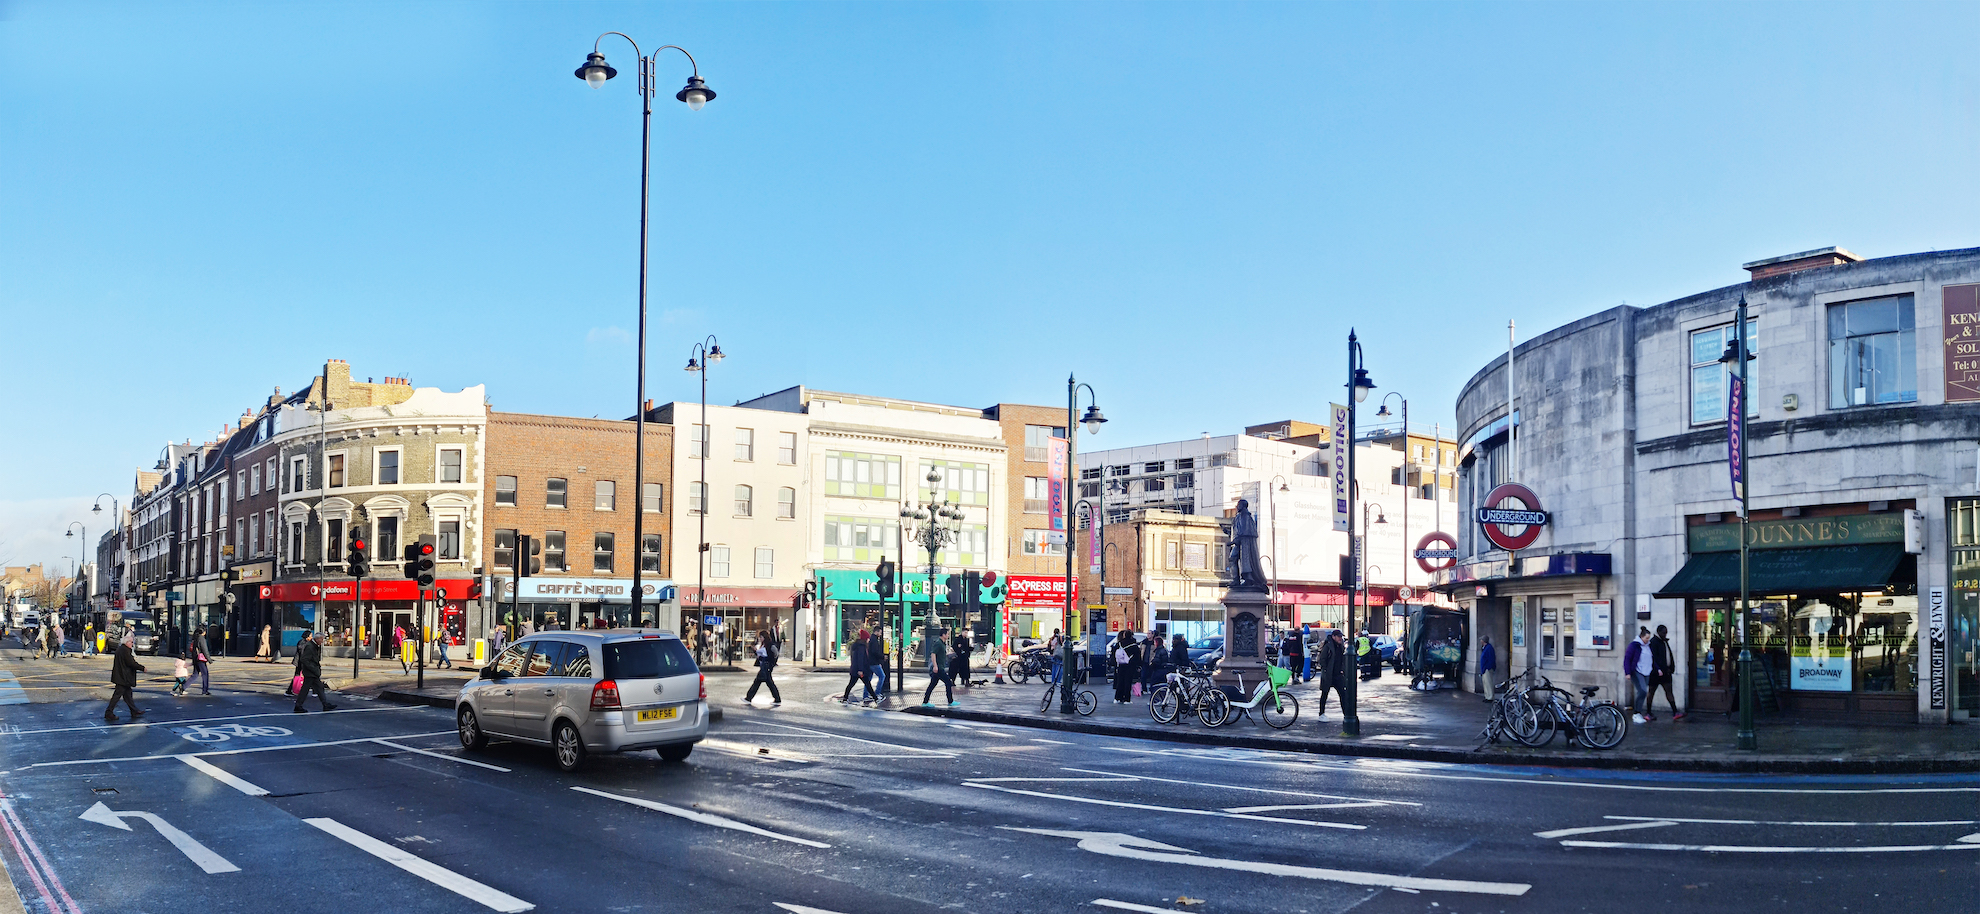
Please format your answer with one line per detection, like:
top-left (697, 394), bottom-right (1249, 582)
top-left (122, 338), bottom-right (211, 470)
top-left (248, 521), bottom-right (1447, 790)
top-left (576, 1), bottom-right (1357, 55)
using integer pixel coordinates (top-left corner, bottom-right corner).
top-left (1743, 246), bottom-right (1861, 281)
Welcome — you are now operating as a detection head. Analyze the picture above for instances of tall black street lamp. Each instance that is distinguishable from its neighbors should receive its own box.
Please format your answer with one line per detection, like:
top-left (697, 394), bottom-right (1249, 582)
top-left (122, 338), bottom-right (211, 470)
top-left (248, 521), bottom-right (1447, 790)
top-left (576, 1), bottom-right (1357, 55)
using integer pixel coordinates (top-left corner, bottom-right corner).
top-left (93, 493), bottom-right (122, 607)
top-left (1375, 392), bottom-right (1409, 604)
top-left (574, 33), bottom-right (716, 631)
top-left (1063, 375), bottom-right (1106, 713)
top-left (684, 335), bottom-right (724, 641)
top-left (1342, 330), bottom-right (1376, 736)
top-left (901, 468), bottom-right (966, 689)
top-left (1719, 295), bottom-right (1757, 750)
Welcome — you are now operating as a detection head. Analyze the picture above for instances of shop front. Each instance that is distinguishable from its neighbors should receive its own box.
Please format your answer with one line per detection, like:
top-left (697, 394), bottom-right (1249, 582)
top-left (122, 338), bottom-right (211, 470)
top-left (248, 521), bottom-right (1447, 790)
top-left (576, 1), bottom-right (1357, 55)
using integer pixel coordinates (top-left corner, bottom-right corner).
top-left (263, 578), bottom-right (475, 659)
top-left (815, 569), bottom-right (1004, 660)
top-left (1656, 508), bottom-right (1922, 721)
top-left (679, 585), bottom-right (800, 665)
top-left (1271, 584), bottom-right (1396, 634)
top-left (225, 561), bottom-right (276, 657)
top-left (1004, 574), bottom-right (1073, 646)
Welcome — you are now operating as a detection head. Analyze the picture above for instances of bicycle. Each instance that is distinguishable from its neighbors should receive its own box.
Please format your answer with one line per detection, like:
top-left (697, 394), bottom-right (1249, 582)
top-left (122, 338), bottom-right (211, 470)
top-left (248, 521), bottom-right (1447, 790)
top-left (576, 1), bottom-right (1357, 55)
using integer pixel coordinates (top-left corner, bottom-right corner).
top-left (1203, 665), bottom-right (1298, 729)
top-left (1479, 667), bottom-right (1542, 745)
top-left (1038, 677), bottom-right (1097, 715)
top-left (1006, 650), bottom-right (1052, 684)
top-left (1525, 676), bottom-right (1628, 750)
top-left (1149, 663), bottom-right (1219, 725)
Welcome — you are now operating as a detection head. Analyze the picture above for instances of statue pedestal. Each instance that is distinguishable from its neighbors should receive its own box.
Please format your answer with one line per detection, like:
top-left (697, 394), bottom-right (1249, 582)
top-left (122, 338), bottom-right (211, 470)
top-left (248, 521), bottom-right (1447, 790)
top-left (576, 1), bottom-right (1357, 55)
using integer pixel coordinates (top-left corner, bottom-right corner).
top-left (1215, 589), bottom-right (1273, 688)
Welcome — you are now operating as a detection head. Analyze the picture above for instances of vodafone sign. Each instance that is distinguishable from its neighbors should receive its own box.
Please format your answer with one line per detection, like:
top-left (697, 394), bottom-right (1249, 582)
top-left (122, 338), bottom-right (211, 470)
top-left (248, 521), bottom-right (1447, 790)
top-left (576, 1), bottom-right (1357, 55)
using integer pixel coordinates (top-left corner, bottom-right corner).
top-left (1475, 483), bottom-right (1549, 551)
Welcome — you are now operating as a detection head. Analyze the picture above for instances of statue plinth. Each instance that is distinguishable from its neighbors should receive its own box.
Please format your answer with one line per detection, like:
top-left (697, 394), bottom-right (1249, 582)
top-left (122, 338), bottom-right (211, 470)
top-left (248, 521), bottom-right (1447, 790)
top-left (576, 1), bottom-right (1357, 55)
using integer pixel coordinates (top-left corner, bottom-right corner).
top-left (1215, 588), bottom-right (1273, 688)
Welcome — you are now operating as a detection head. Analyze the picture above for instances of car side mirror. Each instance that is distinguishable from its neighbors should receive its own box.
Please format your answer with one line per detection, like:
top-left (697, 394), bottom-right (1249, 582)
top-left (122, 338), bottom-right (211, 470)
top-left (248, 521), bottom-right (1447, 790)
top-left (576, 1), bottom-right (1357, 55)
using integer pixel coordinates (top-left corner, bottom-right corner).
top-left (481, 667), bottom-right (508, 681)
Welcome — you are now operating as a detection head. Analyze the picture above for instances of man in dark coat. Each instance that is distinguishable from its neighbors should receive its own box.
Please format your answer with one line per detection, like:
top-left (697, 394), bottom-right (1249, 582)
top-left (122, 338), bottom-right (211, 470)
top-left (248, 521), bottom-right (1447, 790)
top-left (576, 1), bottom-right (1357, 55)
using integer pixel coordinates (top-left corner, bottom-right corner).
top-left (105, 632), bottom-right (145, 722)
top-left (1314, 629), bottom-right (1348, 720)
top-left (293, 632), bottom-right (337, 713)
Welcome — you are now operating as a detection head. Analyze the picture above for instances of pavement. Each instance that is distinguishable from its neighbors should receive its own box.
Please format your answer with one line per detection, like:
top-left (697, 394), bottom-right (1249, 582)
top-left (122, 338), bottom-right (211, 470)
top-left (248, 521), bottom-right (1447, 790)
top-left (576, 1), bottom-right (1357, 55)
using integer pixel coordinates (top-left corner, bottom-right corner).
top-left (0, 640), bottom-right (1976, 913)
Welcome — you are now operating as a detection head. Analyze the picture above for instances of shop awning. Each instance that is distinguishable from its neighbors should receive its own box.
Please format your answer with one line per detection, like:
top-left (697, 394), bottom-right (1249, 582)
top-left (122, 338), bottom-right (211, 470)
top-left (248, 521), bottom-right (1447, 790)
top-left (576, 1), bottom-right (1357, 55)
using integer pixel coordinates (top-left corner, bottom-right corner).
top-left (1652, 544), bottom-right (1908, 598)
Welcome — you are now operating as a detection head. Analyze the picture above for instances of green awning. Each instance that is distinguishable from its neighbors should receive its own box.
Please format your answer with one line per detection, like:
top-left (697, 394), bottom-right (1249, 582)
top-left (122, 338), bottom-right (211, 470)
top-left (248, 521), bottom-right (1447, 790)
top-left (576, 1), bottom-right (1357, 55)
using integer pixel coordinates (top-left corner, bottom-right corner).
top-left (1653, 544), bottom-right (1908, 598)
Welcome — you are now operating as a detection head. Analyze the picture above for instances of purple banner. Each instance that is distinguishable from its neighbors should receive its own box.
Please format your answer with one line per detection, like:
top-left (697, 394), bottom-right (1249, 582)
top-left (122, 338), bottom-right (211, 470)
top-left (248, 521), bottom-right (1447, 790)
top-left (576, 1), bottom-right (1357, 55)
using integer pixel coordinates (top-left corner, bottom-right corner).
top-left (1727, 373), bottom-right (1745, 501)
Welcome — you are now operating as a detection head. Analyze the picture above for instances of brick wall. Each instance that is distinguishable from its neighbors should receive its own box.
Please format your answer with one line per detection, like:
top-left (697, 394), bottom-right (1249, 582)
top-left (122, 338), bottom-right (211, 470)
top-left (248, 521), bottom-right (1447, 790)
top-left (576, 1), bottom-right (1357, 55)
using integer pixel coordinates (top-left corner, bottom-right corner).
top-left (988, 403), bottom-right (1077, 578)
top-left (483, 412), bottom-right (674, 582)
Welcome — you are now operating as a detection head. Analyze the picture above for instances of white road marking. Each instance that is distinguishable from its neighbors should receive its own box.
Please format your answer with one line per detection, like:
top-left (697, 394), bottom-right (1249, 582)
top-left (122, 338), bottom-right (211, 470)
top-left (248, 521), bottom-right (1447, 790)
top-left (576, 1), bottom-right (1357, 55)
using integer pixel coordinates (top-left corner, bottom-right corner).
top-left (834, 754), bottom-right (957, 759)
top-left (1560, 836), bottom-right (1980, 853)
top-left (0, 673), bottom-right (29, 705)
top-left (1060, 767), bottom-right (1420, 806)
top-left (1007, 828), bottom-right (1529, 896)
top-left (963, 782), bottom-right (1364, 829)
top-left (748, 721), bottom-right (952, 755)
top-left (17, 730), bottom-right (457, 770)
top-left (1605, 814), bottom-right (1980, 827)
top-left (699, 738), bottom-right (815, 763)
top-left (306, 817), bottom-right (533, 911)
top-left (2, 704), bottom-right (423, 737)
top-left (968, 777), bottom-right (1137, 784)
top-left (1030, 738), bottom-right (1072, 745)
top-left (1365, 734), bottom-right (1426, 741)
top-left (178, 755), bottom-right (269, 796)
top-left (1533, 820), bottom-right (1678, 840)
top-left (774, 903), bottom-right (853, 914)
top-left (1093, 899), bottom-right (1188, 913)
top-left (571, 786), bottom-right (831, 848)
top-left (370, 739), bottom-right (511, 772)
top-left (1224, 802), bottom-right (1390, 813)
top-left (80, 802), bottom-right (239, 874)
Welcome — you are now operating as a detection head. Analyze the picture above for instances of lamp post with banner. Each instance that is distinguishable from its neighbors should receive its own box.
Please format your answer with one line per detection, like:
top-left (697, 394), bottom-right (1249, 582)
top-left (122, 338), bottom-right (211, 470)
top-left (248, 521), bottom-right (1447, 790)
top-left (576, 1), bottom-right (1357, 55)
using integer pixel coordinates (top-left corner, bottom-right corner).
top-left (1720, 294), bottom-right (1757, 750)
top-left (1062, 375), bottom-right (1106, 714)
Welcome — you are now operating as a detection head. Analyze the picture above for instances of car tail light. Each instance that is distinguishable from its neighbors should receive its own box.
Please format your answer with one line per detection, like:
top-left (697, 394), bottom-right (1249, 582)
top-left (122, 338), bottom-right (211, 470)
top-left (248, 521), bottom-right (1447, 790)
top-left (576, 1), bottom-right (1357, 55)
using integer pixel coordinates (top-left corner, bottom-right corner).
top-left (590, 679), bottom-right (621, 710)
top-left (698, 674), bottom-right (707, 701)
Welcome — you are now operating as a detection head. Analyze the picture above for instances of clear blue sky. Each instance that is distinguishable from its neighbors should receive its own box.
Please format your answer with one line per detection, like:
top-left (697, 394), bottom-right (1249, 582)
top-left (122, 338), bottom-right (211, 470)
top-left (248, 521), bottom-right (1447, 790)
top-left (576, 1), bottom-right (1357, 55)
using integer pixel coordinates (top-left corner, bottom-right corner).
top-left (5, 1), bottom-right (1979, 572)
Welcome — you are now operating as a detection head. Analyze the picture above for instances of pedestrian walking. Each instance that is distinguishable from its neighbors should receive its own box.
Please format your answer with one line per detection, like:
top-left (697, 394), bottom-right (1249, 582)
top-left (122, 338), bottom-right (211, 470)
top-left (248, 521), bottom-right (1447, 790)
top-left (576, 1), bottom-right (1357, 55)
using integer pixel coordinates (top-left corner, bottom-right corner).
top-left (950, 630), bottom-right (974, 686)
top-left (1476, 635), bottom-right (1497, 701)
top-left (1649, 624), bottom-right (1684, 720)
top-left (83, 622), bottom-right (95, 656)
top-left (840, 629), bottom-right (876, 704)
top-left (869, 630), bottom-right (891, 698)
top-left (293, 632), bottom-right (337, 713)
top-left (392, 624), bottom-right (410, 674)
top-left (1280, 628), bottom-right (1305, 676)
top-left (921, 626), bottom-right (955, 707)
top-left (188, 626), bottom-right (212, 695)
top-left (172, 655), bottom-right (191, 696)
top-left (436, 632), bottom-right (452, 669)
top-left (1625, 627), bottom-right (1654, 723)
top-left (104, 632), bottom-right (145, 722)
top-left (1315, 629), bottom-right (1347, 720)
top-left (42, 622), bottom-right (58, 659)
top-left (255, 624), bottom-right (274, 663)
top-left (1111, 629), bottom-right (1141, 704)
top-left (743, 629), bottom-right (782, 707)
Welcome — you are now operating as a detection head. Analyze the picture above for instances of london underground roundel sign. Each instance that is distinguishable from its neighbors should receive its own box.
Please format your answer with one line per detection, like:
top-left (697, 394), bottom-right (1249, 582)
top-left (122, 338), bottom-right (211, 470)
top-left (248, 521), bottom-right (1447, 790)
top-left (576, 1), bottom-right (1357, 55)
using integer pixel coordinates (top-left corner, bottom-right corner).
top-left (1476, 482), bottom-right (1549, 551)
top-left (1414, 531), bottom-right (1459, 574)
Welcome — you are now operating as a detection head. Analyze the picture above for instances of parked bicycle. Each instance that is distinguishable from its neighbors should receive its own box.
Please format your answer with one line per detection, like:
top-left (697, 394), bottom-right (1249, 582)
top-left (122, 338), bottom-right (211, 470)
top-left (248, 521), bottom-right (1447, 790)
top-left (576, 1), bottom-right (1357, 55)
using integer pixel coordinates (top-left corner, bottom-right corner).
top-left (1203, 665), bottom-right (1298, 729)
top-left (1149, 663), bottom-right (1220, 725)
top-left (1038, 679), bottom-right (1097, 715)
top-left (1479, 667), bottom-right (1542, 745)
top-left (1005, 649), bottom-right (1053, 683)
top-left (1521, 676), bottom-right (1628, 750)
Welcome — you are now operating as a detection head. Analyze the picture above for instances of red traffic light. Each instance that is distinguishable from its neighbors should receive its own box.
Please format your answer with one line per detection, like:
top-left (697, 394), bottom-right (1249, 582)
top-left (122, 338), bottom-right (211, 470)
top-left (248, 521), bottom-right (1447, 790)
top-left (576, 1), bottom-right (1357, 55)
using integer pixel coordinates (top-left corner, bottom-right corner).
top-left (418, 543), bottom-right (435, 556)
top-left (351, 538), bottom-right (366, 551)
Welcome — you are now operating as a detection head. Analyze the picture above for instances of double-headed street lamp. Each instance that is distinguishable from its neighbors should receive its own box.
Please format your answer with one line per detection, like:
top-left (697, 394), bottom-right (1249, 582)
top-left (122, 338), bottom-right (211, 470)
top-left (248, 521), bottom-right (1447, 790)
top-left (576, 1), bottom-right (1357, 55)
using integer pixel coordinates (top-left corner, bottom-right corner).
top-left (573, 33), bottom-right (716, 631)
top-left (1063, 375), bottom-right (1106, 714)
top-left (65, 523), bottom-right (87, 612)
top-left (1375, 392), bottom-right (1409, 601)
top-left (1342, 330), bottom-right (1377, 736)
top-left (684, 335), bottom-right (725, 635)
top-left (93, 494), bottom-right (123, 606)
top-left (901, 468), bottom-right (967, 687)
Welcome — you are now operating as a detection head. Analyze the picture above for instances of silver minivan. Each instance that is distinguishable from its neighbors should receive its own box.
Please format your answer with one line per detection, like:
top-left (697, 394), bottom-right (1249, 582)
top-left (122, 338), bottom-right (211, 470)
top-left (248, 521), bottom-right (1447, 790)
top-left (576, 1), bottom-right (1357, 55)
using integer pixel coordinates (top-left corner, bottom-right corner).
top-left (456, 630), bottom-right (707, 771)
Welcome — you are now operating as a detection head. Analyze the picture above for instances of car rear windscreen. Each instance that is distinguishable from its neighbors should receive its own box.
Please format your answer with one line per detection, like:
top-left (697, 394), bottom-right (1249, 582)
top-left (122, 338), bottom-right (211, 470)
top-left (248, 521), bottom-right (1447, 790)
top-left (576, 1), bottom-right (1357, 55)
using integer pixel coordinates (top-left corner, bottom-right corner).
top-left (603, 638), bottom-right (698, 680)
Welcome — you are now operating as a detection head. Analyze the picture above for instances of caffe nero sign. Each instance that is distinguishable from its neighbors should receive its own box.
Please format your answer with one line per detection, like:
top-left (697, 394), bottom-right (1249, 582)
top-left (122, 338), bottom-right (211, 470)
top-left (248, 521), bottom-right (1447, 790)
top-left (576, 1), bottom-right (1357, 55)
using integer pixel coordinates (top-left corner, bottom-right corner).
top-left (1687, 513), bottom-right (1904, 554)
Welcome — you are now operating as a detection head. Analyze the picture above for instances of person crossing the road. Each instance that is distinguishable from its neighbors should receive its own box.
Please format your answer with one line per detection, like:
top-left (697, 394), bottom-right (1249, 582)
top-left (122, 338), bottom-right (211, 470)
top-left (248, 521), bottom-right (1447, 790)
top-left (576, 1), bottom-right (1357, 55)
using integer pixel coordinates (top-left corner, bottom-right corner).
top-left (188, 625), bottom-right (212, 695)
top-left (293, 631), bottom-right (337, 713)
top-left (920, 625), bottom-right (956, 707)
top-left (1315, 628), bottom-right (1347, 720)
top-left (104, 631), bottom-right (144, 722)
top-left (840, 629), bottom-right (876, 704)
top-left (743, 629), bottom-right (782, 707)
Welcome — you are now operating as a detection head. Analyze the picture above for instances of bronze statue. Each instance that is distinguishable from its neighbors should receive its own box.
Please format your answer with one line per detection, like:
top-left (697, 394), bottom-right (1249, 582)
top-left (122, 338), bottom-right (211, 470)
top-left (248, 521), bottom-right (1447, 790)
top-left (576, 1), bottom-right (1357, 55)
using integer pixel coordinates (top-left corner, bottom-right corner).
top-left (1226, 498), bottom-right (1268, 592)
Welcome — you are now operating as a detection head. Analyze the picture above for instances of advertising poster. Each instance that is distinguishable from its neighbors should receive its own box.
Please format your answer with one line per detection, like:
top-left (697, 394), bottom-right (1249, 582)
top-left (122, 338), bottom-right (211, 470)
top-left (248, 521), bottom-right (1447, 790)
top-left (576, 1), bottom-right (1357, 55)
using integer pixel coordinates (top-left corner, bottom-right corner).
top-left (1087, 503), bottom-right (1102, 574)
top-left (1331, 403), bottom-right (1350, 532)
top-left (1943, 284), bottom-right (1980, 403)
top-left (1047, 436), bottom-right (1068, 532)
top-left (1510, 598), bottom-right (1526, 647)
top-left (1790, 623), bottom-right (1852, 691)
top-left (1929, 585), bottom-right (1947, 711)
top-left (1576, 599), bottom-right (1613, 650)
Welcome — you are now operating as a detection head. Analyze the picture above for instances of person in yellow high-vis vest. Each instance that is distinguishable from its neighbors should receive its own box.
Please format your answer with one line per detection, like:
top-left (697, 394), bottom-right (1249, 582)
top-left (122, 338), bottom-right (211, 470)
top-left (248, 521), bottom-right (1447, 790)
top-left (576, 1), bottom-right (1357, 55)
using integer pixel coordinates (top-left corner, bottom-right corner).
top-left (1355, 632), bottom-right (1377, 681)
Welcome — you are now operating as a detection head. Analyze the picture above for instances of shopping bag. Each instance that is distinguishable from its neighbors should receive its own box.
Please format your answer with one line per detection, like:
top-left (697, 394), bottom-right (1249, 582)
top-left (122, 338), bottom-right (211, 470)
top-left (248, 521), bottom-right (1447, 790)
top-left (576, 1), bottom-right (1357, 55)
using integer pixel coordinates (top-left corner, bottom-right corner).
top-left (1131, 682), bottom-right (1142, 698)
top-left (289, 674), bottom-right (304, 695)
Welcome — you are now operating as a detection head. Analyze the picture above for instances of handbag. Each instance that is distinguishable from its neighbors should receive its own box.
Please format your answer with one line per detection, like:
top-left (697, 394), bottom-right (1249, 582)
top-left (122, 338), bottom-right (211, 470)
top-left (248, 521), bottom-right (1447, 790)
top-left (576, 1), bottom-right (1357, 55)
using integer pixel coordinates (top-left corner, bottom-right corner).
top-left (289, 673), bottom-right (304, 694)
top-left (1114, 648), bottom-right (1129, 664)
top-left (1131, 682), bottom-right (1142, 698)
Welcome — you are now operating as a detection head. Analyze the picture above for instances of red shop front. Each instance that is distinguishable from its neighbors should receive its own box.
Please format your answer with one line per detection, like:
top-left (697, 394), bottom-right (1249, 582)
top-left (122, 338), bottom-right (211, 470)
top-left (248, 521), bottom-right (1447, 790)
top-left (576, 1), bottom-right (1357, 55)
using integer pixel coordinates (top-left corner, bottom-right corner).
top-left (1273, 584), bottom-right (1396, 633)
top-left (262, 579), bottom-right (474, 655)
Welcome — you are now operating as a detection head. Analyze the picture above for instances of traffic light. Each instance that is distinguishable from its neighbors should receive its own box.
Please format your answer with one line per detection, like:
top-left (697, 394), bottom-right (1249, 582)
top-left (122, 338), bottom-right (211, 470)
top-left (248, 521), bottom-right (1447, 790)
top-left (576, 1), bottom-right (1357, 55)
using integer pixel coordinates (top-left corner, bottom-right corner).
top-left (820, 578), bottom-right (833, 604)
top-left (1339, 554), bottom-right (1357, 590)
top-left (944, 574), bottom-right (964, 605)
top-left (876, 558), bottom-right (895, 600)
top-left (412, 535), bottom-right (437, 588)
top-left (347, 526), bottom-right (369, 577)
top-left (963, 570), bottom-right (981, 615)
top-left (516, 534), bottom-right (542, 578)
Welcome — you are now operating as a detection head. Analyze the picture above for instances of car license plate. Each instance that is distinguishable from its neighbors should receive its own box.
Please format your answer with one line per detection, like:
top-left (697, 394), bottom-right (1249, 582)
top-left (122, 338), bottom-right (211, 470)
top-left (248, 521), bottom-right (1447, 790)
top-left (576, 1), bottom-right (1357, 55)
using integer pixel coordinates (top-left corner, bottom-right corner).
top-left (637, 707), bottom-right (678, 723)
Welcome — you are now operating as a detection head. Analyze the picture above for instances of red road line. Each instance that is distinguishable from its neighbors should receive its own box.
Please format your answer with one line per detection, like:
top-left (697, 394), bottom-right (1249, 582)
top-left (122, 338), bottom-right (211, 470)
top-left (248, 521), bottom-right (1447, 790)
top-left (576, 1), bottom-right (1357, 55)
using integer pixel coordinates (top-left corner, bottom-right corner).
top-left (0, 801), bottom-right (80, 914)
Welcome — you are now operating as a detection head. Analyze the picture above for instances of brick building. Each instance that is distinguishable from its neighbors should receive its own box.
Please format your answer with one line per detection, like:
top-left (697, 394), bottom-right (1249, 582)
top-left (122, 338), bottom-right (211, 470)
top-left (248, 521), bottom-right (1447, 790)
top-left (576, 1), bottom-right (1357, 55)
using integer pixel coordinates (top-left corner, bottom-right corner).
top-left (482, 411), bottom-right (675, 633)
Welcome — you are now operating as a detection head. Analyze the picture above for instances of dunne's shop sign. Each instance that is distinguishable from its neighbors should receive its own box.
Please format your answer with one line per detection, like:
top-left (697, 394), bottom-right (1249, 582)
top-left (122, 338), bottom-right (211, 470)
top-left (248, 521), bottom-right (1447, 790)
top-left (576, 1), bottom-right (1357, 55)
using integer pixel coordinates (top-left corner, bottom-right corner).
top-left (1686, 512), bottom-right (1914, 554)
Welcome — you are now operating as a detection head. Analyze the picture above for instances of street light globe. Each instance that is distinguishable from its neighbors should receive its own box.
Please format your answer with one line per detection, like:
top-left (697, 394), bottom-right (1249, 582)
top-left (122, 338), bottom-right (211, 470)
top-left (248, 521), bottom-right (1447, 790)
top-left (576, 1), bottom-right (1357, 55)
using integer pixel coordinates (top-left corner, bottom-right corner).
top-left (92, 503), bottom-right (102, 514)
top-left (707, 344), bottom-right (725, 362)
top-left (575, 53), bottom-right (617, 88)
top-left (676, 76), bottom-right (716, 110)
top-left (1352, 368), bottom-right (1375, 403)
top-left (1081, 405), bottom-right (1107, 435)
top-left (684, 357), bottom-right (700, 372)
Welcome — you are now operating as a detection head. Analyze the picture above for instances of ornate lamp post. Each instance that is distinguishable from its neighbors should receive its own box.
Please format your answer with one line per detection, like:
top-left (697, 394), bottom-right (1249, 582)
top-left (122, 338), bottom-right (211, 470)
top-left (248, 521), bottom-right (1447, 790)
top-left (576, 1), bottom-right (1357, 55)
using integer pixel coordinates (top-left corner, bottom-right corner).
top-left (573, 33), bottom-right (716, 631)
top-left (682, 335), bottom-right (724, 637)
top-left (901, 469), bottom-right (966, 690)
top-left (1063, 376), bottom-right (1106, 713)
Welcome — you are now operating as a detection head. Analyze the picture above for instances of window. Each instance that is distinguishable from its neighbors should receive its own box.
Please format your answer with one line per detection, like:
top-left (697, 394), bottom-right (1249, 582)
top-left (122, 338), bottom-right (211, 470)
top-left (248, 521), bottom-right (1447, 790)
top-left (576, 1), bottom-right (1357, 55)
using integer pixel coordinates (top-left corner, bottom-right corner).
top-left (1167, 539), bottom-right (1179, 569)
top-left (495, 529), bottom-right (516, 569)
top-left (376, 516), bottom-right (399, 562)
top-left (438, 520), bottom-right (461, 560)
top-left (778, 431), bottom-right (797, 465)
top-left (264, 509), bottom-right (275, 555)
top-left (1690, 319), bottom-right (1760, 424)
top-left (593, 532), bottom-right (615, 572)
top-left (492, 643), bottom-right (531, 677)
top-left (688, 481), bottom-right (705, 515)
top-left (521, 641), bottom-right (567, 678)
top-left (289, 522), bottom-right (305, 563)
top-left (250, 464), bottom-right (261, 495)
top-left (327, 454), bottom-right (346, 488)
top-left (234, 518), bottom-right (244, 554)
top-left (735, 428), bottom-right (754, 461)
top-left (1024, 476), bottom-right (1051, 513)
top-left (546, 477), bottom-right (567, 508)
top-left (641, 534), bottom-right (662, 573)
top-left (1176, 472), bottom-right (1195, 490)
top-left (936, 524), bottom-right (990, 568)
top-left (1079, 482), bottom-right (1100, 498)
top-left (1183, 542), bottom-right (1207, 570)
top-left (824, 451), bottom-right (902, 499)
top-left (1144, 461), bottom-right (1165, 473)
top-left (438, 448), bottom-right (463, 483)
top-left (689, 424), bottom-right (709, 459)
top-left (643, 482), bottom-right (662, 513)
top-left (267, 457), bottom-right (278, 493)
top-left (495, 476), bottom-right (517, 506)
top-left (249, 514), bottom-right (260, 555)
top-left (1021, 529), bottom-right (1064, 557)
top-left (376, 450), bottom-right (399, 485)
top-left (709, 545), bottom-right (731, 578)
top-left (754, 546), bottom-right (774, 579)
top-left (1109, 465), bottom-right (1130, 477)
top-left (1145, 476), bottom-right (1168, 492)
top-left (1829, 294), bottom-right (1917, 407)
top-left (235, 471), bottom-right (246, 500)
top-left (595, 480), bottom-right (616, 511)
top-left (1081, 467), bottom-right (1102, 480)
top-left (544, 531), bottom-right (566, 571)
top-left (734, 485), bottom-right (753, 516)
top-left (823, 515), bottom-right (900, 562)
top-left (1175, 457), bottom-right (1195, 470)
top-left (1024, 425), bottom-right (1065, 462)
top-left (325, 518), bottom-right (344, 568)
top-left (923, 459), bottom-right (991, 505)
top-left (778, 487), bottom-right (796, 519)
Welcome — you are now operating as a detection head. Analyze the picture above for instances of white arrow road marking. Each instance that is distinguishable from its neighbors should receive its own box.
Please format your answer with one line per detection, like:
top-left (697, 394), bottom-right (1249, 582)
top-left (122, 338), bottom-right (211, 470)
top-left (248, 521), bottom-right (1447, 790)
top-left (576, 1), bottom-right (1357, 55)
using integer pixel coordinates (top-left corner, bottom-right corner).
top-left (1561, 836), bottom-right (1980, 853)
top-left (965, 783), bottom-right (1364, 830)
top-left (773, 904), bottom-right (854, 914)
top-left (571, 786), bottom-right (831, 848)
top-left (1534, 820), bottom-right (1678, 840)
top-left (1093, 900), bottom-right (1197, 913)
top-left (79, 802), bottom-right (239, 874)
top-left (1003, 828), bottom-right (1531, 897)
top-left (177, 755), bottom-right (269, 796)
top-left (305, 818), bottom-right (532, 912)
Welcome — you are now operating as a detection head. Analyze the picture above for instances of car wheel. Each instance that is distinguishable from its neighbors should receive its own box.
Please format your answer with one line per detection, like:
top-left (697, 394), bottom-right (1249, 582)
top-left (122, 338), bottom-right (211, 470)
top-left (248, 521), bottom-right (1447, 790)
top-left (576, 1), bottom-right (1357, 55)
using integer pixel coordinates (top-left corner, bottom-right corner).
top-left (657, 743), bottom-right (693, 763)
top-left (553, 720), bottom-right (587, 772)
top-left (457, 706), bottom-right (487, 751)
